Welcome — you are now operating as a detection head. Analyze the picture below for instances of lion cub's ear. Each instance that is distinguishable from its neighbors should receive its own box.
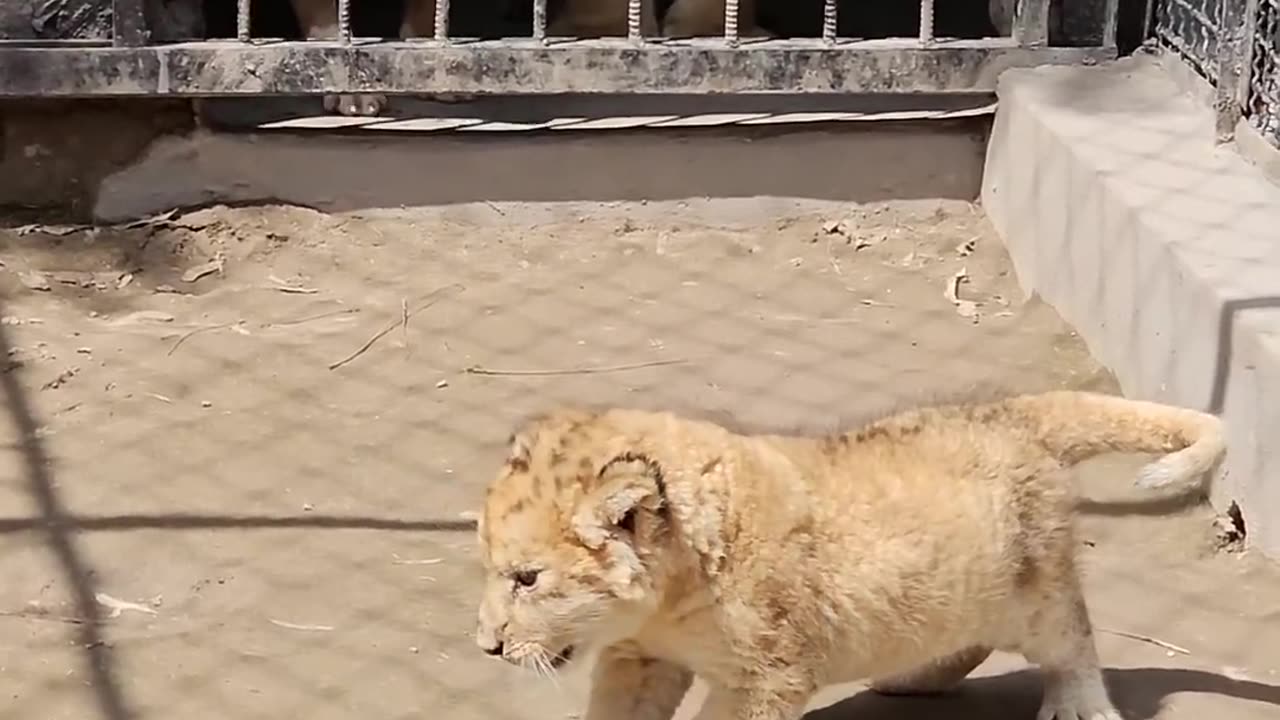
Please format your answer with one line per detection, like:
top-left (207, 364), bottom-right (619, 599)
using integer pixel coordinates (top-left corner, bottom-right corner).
top-left (571, 453), bottom-right (666, 549)
top-left (506, 431), bottom-right (534, 470)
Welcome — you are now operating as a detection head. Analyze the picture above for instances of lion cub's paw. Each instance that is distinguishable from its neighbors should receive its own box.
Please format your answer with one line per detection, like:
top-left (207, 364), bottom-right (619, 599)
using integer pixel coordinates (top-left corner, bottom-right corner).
top-left (1036, 688), bottom-right (1123, 720)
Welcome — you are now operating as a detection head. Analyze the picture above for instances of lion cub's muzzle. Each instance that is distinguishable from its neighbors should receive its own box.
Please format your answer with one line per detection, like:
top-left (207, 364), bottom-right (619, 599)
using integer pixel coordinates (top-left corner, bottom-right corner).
top-left (474, 626), bottom-right (577, 670)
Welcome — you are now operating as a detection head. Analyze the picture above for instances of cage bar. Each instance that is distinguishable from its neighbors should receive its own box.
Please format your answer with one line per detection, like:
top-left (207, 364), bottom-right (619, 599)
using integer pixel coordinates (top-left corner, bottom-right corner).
top-left (338, 0), bottom-right (352, 44)
top-left (237, 0), bottom-right (251, 42)
top-left (1012, 0), bottom-right (1051, 46)
top-left (1215, 0), bottom-right (1260, 140)
top-left (628, 0), bottom-right (643, 40)
top-left (112, 0), bottom-right (148, 46)
top-left (436, 0), bottom-right (451, 39)
top-left (725, 0), bottom-right (740, 45)
top-left (534, 0), bottom-right (547, 40)
top-left (919, 0), bottom-right (935, 43)
top-left (1103, 0), bottom-right (1120, 48)
top-left (822, 0), bottom-right (838, 43)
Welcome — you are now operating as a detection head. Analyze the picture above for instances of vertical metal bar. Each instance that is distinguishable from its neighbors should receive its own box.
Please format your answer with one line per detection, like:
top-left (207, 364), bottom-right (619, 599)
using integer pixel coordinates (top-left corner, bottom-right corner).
top-left (534, 0), bottom-right (547, 40)
top-left (822, 0), bottom-right (838, 43)
top-left (1142, 0), bottom-right (1160, 48)
top-left (628, 0), bottom-right (643, 40)
top-left (237, 0), bottom-right (251, 42)
top-left (1216, 0), bottom-right (1258, 141)
top-left (1012, 0), bottom-right (1051, 46)
top-left (435, 0), bottom-right (451, 39)
top-left (1103, 0), bottom-right (1120, 48)
top-left (725, 0), bottom-right (740, 45)
top-left (112, 0), bottom-right (149, 46)
top-left (338, 0), bottom-right (352, 43)
top-left (919, 0), bottom-right (935, 43)
top-left (1234, 0), bottom-right (1263, 118)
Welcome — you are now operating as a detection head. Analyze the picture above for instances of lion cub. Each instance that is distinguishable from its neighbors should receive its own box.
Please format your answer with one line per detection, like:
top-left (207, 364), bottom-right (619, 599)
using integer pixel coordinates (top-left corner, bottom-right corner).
top-left (474, 391), bottom-right (1225, 720)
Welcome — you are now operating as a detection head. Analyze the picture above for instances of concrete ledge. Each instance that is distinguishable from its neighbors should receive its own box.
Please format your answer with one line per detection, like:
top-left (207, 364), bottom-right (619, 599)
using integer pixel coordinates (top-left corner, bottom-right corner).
top-left (982, 54), bottom-right (1280, 559)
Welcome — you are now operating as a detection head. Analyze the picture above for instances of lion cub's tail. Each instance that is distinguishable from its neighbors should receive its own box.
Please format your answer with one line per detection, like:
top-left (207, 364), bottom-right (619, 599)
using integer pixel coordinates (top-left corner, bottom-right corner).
top-left (1010, 391), bottom-right (1225, 490)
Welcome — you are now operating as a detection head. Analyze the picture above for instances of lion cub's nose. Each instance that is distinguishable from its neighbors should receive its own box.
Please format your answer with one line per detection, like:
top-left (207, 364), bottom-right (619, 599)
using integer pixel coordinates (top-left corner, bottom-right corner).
top-left (475, 621), bottom-right (506, 656)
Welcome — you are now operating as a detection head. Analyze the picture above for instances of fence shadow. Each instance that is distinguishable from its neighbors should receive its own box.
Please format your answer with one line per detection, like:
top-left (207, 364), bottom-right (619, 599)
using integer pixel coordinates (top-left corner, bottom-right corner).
top-left (0, 310), bottom-right (132, 720)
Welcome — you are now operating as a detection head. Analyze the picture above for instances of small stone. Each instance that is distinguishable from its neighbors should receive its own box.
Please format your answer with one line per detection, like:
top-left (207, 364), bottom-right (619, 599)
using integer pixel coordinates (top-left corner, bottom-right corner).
top-left (19, 272), bottom-right (51, 292)
top-left (200, 400), bottom-right (212, 408)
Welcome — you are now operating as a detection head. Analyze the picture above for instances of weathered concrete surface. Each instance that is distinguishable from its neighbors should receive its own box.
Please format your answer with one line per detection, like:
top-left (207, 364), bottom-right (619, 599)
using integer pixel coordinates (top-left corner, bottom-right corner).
top-left (0, 100), bottom-right (193, 220)
top-left (91, 120), bottom-right (989, 221)
top-left (983, 53), bottom-right (1280, 560)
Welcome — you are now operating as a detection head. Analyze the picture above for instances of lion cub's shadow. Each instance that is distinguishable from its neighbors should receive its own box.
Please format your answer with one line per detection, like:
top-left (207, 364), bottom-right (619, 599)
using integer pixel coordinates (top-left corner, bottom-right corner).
top-left (802, 667), bottom-right (1280, 720)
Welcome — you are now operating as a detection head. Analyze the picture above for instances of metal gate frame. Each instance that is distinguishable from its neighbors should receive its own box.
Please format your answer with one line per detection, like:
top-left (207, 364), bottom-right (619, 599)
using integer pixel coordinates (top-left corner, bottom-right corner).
top-left (1150, 0), bottom-right (1280, 145)
top-left (0, 0), bottom-right (1118, 97)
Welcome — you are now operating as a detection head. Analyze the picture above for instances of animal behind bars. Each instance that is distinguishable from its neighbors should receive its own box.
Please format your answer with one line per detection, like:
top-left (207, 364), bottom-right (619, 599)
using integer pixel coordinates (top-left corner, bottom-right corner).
top-left (285, 0), bottom-right (761, 115)
top-left (197, 0), bottom-right (1040, 115)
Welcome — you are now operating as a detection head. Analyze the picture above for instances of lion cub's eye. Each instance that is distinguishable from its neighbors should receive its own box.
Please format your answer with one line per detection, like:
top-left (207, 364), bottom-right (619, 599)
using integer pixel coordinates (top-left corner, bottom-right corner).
top-left (513, 569), bottom-right (540, 589)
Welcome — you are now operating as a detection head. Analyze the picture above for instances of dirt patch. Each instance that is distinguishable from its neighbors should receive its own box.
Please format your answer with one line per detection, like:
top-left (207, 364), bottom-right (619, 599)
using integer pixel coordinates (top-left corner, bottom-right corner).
top-left (0, 200), bottom-right (1277, 720)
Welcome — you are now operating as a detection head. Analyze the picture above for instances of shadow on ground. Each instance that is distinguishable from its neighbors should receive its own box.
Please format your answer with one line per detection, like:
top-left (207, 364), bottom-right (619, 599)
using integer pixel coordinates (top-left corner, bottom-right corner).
top-left (807, 667), bottom-right (1280, 720)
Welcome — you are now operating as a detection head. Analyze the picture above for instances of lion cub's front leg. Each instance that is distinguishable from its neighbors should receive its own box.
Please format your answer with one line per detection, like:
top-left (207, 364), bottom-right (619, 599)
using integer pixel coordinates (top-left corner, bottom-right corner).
top-left (585, 650), bottom-right (693, 720)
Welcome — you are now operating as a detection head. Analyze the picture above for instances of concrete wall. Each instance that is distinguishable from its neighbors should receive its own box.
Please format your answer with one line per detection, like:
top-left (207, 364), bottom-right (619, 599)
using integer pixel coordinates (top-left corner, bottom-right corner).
top-left (87, 119), bottom-right (989, 222)
top-left (982, 53), bottom-right (1280, 559)
top-left (0, 100), bottom-right (193, 220)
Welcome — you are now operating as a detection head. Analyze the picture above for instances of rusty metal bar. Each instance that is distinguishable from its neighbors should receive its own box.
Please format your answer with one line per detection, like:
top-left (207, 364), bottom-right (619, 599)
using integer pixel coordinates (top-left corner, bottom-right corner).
top-left (1012, 0), bottom-right (1051, 46)
top-left (1215, 0), bottom-right (1260, 141)
top-left (534, 0), bottom-right (548, 40)
top-left (436, 0), bottom-right (451, 39)
top-left (0, 40), bottom-right (1114, 96)
top-left (1102, 0), bottom-right (1120, 48)
top-left (237, 0), bottom-right (251, 42)
top-left (822, 0), bottom-right (838, 43)
top-left (338, 0), bottom-right (352, 44)
top-left (628, 0), bottom-right (643, 40)
top-left (112, 0), bottom-right (148, 46)
top-left (919, 0), bottom-right (935, 44)
top-left (725, 0), bottom-right (740, 45)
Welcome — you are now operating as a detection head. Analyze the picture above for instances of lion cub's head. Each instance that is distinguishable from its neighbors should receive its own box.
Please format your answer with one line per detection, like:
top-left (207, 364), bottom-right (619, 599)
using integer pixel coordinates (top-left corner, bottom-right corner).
top-left (474, 408), bottom-right (669, 673)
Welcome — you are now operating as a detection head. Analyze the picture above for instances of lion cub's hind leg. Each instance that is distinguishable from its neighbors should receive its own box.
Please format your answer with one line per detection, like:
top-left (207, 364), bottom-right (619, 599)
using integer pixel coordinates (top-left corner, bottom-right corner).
top-left (1018, 580), bottom-right (1122, 720)
top-left (869, 646), bottom-right (993, 696)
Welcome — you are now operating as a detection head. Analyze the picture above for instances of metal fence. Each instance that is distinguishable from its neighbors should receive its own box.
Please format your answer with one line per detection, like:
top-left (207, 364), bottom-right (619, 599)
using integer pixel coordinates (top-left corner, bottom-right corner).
top-left (0, 0), bottom-right (1117, 98)
top-left (1152, 0), bottom-right (1280, 145)
top-left (1248, 0), bottom-right (1280, 142)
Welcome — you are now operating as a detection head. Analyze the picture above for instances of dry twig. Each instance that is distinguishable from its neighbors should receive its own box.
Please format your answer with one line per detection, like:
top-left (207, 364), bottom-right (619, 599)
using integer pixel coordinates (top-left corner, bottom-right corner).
top-left (1098, 628), bottom-right (1191, 655)
top-left (266, 307), bottom-right (360, 328)
top-left (167, 322), bottom-right (239, 356)
top-left (465, 359), bottom-right (687, 377)
top-left (269, 619), bottom-right (334, 632)
top-left (328, 284), bottom-right (464, 371)
top-left (0, 609), bottom-right (87, 625)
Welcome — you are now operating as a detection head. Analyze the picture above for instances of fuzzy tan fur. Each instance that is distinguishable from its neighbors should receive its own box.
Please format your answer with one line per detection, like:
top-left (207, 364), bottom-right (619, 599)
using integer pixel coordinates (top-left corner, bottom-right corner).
top-left (473, 390), bottom-right (1225, 720)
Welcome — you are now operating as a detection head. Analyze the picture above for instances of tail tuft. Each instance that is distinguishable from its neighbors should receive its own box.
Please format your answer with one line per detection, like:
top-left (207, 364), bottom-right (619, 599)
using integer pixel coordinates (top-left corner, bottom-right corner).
top-left (1011, 391), bottom-right (1226, 492)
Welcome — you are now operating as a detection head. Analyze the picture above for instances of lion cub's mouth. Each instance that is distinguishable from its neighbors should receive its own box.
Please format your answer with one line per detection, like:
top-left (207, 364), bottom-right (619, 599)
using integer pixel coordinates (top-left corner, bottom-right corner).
top-left (550, 646), bottom-right (575, 668)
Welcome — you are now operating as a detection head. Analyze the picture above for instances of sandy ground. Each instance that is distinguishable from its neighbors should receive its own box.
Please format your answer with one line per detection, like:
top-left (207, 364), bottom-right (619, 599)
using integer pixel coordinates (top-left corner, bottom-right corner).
top-left (0, 200), bottom-right (1277, 720)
